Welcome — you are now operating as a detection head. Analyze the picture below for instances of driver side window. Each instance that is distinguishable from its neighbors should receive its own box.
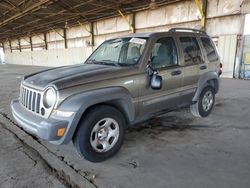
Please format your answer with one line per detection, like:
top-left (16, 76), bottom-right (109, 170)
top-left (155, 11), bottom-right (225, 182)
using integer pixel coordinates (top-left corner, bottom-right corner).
top-left (127, 43), bottom-right (142, 60)
top-left (151, 37), bottom-right (178, 68)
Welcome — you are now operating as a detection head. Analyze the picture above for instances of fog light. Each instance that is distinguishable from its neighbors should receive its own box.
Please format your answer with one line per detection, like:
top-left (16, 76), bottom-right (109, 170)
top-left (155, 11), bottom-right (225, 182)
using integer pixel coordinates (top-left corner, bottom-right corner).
top-left (57, 128), bottom-right (65, 137)
top-left (41, 107), bottom-right (45, 115)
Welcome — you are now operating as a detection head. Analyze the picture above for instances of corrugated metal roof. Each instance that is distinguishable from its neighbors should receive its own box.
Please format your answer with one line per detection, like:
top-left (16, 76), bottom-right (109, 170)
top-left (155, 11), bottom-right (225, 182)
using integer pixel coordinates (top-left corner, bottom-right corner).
top-left (0, 0), bottom-right (182, 43)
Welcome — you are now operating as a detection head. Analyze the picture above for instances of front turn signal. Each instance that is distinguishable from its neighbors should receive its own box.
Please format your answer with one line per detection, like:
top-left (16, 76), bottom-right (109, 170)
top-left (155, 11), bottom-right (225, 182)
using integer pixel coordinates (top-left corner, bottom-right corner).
top-left (57, 128), bottom-right (65, 137)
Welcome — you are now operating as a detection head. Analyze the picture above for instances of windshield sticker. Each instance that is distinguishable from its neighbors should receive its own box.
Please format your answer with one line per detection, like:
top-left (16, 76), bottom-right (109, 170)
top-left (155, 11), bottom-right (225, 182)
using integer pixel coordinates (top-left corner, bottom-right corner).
top-left (129, 38), bottom-right (146, 45)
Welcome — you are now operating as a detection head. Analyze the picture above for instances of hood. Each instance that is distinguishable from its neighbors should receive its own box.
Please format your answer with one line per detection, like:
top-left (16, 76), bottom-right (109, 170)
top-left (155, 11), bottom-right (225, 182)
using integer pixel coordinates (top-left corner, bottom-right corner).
top-left (24, 64), bottom-right (128, 90)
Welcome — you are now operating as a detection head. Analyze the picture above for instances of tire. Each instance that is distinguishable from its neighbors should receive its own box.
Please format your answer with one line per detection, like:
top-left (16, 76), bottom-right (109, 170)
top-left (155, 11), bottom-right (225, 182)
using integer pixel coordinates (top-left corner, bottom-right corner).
top-left (73, 105), bottom-right (126, 162)
top-left (190, 86), bottom-right (215, 118)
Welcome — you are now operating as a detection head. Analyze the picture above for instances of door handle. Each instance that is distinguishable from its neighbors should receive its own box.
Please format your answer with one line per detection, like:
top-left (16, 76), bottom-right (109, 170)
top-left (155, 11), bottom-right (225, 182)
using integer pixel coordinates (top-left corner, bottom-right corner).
top-left (171, 70), bottom-right (182, 76)
top-left (200, 65), bottom-right (207, 70)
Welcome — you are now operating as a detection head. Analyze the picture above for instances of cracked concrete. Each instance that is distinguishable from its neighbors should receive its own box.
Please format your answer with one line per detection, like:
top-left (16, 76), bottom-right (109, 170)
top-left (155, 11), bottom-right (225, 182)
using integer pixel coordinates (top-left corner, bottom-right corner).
top-left (0, 122), bottom-right (66, 188)
top-left (1, 64), bottom-right (250, 188)
top-left (0, 112), bottom-right (96, 188)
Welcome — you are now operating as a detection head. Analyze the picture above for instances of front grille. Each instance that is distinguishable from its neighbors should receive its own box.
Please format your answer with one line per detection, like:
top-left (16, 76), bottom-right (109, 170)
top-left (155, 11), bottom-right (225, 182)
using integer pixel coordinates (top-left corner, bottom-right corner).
top-left (19, 85), bottom-right (42, 114)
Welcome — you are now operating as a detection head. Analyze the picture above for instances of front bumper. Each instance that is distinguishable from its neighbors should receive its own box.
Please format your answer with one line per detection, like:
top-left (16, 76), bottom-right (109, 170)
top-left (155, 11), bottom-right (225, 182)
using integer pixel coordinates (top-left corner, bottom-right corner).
top-left (11, 99), bottom-right (69, 142)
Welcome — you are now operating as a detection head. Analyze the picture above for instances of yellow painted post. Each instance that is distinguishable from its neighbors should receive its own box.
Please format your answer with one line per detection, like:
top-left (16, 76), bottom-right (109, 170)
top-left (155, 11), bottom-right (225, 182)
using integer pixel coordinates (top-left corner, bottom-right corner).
top-left (194, 0), bottom-right (206, 28)
top-left (77, 21), bottom-right (94, 46)
top-left (50, 28), bottom-right (64, 39)
top-left (77, 21), bottom-right (91, 34)
top-left (118, 10), bottom-right (135, 33)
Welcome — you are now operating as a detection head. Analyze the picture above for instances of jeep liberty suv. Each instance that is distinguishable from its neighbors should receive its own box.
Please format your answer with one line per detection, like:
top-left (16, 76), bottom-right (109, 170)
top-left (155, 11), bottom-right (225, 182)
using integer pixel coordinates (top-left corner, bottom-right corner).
top-left (11, 28), bottom-right (222, 162)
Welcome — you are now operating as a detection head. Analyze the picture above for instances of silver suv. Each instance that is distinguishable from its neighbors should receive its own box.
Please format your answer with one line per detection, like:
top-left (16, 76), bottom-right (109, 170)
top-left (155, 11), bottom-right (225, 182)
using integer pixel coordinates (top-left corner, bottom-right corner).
top-left (11, 28), bottom-right (222, 162)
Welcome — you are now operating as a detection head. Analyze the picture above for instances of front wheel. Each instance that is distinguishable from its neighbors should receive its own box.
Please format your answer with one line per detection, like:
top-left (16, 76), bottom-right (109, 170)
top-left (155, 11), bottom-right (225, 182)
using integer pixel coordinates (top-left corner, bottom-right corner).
top-left (73, 105), bottom-right (126, 162)
top-left (190, 86), bottom-right (215, 118)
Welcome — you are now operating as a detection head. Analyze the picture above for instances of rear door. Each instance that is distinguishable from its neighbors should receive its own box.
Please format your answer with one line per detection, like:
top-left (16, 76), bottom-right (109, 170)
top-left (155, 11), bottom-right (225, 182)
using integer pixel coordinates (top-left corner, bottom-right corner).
top-left (177, 36), bottom-right (204, 102)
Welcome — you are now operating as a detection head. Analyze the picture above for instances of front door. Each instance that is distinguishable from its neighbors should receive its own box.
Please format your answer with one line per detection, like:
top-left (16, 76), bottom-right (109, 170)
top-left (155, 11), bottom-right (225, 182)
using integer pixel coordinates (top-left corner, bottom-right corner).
top-left (138, 36), bottom-right (183, 117)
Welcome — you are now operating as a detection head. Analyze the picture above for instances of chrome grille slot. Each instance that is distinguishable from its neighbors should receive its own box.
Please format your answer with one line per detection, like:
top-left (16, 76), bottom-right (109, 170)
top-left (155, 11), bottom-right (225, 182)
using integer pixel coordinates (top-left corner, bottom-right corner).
top-left (36, 93), bottom-right (41, 113)
top-left (23, 88), bottom-right (26, 106)
top-left (32, 92), bottom-right (36, 112)
top-left (19, 85), bottom-right (42, 115)
top-left (25, 89), bottom-right (29, 107)
top-left (28, 91), bottom-right (32, 110)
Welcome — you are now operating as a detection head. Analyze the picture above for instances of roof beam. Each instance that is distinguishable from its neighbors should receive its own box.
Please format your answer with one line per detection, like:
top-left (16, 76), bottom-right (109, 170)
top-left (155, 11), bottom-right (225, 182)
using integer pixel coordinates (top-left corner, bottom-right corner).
top-left (0, 0), bottom-right (185, 42)
top-left (3, 0), bottom-right (18, 9)
top-left (0, 16), bottom-right (78, 40)
top-left (0, 0), bottom-right (53, 27)
top-left (3, 0), bottom-right (93, 32)
top-left (6, 5), bottom-right (113, 32)
top-left (1, 0), bottom-right (25, 15)
top-left (0, 2), bottom-right (13, 10)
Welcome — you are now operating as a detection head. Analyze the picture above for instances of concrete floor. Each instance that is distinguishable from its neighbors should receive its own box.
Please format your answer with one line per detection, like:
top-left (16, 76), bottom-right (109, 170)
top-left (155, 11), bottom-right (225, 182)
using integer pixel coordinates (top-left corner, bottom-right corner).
top-left (0, 64), bottom-right (250, 188)
top-left (0, 122), bottom-right (66, 188)
top-left (0, 65), bottom-right (67, 188)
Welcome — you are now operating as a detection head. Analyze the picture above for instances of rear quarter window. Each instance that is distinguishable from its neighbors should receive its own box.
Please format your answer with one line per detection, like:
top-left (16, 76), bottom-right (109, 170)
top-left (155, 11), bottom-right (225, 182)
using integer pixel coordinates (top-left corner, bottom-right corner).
top-left (201, 37), bottom-right (218, 62)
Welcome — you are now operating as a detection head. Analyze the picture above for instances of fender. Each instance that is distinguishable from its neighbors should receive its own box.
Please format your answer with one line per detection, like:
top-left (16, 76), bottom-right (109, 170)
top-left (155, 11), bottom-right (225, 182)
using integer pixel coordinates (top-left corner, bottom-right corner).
top-left (55, 87), bottom-right (135, 144)
top-left (192, 71), bottom-right (220, 102)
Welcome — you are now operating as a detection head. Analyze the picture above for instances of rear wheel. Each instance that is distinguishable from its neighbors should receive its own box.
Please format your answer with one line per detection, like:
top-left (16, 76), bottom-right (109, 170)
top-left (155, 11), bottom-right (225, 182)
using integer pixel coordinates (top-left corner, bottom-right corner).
top-left (190, 86), bottom-right (215, 118)
top-left (73, 105), bottom-right (126, 162)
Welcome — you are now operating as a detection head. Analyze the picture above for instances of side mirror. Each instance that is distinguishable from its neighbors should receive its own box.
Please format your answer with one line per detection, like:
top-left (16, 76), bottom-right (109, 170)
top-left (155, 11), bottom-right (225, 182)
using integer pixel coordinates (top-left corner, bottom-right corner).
top-left (151, 72), bottom-right (162, 90)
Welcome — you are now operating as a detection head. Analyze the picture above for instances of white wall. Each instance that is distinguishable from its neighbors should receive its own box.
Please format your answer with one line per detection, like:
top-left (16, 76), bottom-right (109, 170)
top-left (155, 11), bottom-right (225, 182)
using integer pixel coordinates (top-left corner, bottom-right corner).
top-left (0, 48), bottom-right (4, 64)
top-left (244, 14), bottom-right (250, 35)
top-left (5, 47), bottom-right (93, 67)
top-left (218, 35), bottom-right (238, 78)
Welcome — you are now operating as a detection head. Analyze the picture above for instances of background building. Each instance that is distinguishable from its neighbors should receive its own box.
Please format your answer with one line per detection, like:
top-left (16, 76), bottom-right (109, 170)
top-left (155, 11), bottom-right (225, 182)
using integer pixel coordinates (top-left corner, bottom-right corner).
top-left (0, 0), bottom-right (250, 78)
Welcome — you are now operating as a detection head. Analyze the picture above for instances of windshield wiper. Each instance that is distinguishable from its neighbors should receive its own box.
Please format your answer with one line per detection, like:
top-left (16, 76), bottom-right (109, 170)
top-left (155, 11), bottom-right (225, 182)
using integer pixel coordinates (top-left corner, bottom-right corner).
top-left (117, 63), bottom-right (130, 67)
top-left (85, 59), bottom-right (96, 64)
top-left (91, 60), bottom-right (119, 66)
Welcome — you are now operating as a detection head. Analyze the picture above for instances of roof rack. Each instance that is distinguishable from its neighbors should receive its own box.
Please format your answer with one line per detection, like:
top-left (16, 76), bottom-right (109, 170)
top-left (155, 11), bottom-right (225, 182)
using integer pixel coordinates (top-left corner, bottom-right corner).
top-left (169, 28), bottom-right (206, 34)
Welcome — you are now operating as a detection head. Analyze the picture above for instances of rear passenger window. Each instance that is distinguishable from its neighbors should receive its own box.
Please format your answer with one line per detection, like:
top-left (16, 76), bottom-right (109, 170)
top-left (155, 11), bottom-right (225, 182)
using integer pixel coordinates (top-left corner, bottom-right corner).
top-left (180, 37), bottom-right (203, 65)
top-left (201, 37), bottom-right (218, 62)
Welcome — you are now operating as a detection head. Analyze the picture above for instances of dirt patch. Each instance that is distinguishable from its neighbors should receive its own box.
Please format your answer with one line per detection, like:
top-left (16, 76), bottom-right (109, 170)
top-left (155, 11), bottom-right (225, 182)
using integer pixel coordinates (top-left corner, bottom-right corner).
top-left (215, 103), bottom-right (223, 107)
top-left (128, 114), bottom-right (194, 134)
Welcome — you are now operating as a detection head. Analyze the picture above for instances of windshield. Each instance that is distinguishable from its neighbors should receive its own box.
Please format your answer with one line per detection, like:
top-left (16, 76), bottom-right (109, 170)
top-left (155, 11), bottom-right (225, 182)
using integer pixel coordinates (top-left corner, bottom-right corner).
top-left (86, 37), bottom-right (147, 66)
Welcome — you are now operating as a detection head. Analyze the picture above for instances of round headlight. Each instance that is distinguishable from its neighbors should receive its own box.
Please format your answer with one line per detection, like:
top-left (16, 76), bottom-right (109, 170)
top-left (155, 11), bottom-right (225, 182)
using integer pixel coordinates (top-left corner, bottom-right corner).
top-left (43, 88), bottom-right (57, 108)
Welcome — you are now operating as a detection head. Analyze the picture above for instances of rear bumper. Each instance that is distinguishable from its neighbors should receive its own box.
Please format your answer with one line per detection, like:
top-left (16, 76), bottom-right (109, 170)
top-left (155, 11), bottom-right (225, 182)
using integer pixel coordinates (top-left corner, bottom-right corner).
top-left (11, 99), bottom-right (69, 142)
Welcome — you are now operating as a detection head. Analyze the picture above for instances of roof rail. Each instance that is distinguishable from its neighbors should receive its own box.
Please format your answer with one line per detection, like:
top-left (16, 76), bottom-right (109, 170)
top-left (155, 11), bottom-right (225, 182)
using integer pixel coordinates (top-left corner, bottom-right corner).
top-left (169, 28), bottom-right (206, 34)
